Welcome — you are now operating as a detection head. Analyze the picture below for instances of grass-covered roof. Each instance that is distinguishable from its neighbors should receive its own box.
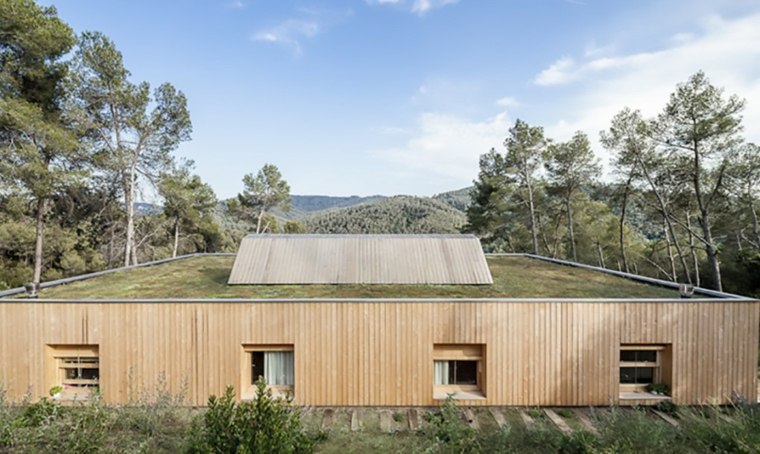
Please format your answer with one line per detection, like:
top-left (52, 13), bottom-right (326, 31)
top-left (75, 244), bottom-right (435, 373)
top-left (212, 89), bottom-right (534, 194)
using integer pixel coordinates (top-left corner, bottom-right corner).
top-left (32, 255), bottom-right (683, 299)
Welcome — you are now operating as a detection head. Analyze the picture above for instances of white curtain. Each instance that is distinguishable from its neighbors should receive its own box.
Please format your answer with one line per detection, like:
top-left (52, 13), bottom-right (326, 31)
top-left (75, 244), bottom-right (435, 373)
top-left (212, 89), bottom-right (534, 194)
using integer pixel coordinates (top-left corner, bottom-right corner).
top-left (434, 360), bottom-right (449, 385)
top-left (264, 351), bottom-right (294, 386)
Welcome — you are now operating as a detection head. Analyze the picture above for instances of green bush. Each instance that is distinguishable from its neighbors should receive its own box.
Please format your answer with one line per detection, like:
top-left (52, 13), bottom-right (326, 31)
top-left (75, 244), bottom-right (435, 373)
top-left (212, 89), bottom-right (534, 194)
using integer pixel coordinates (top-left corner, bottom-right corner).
top-left (422, 396), bottom-right (478, 453)
top-left (186, 380), bottom-right (316, 453)
top-left (647, 383), bottom-right (671, 396)
top-left (656, 399), bottom-right (678, 415)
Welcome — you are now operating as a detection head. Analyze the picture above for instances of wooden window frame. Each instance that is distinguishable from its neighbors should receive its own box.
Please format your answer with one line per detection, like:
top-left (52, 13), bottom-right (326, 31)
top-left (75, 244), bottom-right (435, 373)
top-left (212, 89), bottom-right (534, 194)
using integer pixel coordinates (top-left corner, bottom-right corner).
top-left (433, 344), bottom-right (486, 399)
top-left (619, 344), bottom-right (665, 393)
top-left (240, 344), bottom-right (294, 400)
top-left (46, 345), bottom-right (100, 401)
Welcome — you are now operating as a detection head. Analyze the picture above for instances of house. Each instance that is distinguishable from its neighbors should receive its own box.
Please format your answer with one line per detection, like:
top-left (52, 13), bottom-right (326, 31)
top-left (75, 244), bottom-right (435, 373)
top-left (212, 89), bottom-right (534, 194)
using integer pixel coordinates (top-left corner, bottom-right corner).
top-left (0, 234), bottom-right (757, 407)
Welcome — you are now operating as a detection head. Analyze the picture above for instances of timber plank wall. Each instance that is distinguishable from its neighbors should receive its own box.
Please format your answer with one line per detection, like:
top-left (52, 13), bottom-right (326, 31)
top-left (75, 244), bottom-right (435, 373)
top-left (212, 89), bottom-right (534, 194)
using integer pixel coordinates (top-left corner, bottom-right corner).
top-left (0, 299), bottom-right (757, 406)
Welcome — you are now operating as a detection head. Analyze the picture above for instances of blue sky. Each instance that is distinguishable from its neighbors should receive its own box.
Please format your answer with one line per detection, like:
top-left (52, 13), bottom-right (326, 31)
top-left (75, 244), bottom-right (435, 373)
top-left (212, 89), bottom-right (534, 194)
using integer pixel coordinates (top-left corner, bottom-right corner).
top-left (44, 0), bottom-right (760, 198)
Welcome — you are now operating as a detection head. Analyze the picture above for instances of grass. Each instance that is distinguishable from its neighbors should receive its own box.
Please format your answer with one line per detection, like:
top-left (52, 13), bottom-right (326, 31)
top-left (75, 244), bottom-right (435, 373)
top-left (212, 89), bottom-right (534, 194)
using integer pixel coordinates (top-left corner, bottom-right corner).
top-left (32, 255), bottom-right (682, 299)
top-left (3, 392), bottom-right (760, 454)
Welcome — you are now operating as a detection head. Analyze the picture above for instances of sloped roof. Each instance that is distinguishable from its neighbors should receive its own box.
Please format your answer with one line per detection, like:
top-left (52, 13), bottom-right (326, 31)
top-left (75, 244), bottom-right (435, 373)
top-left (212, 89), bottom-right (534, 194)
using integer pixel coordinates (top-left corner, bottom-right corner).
top-left (227, 234), bottom-right (494, 285)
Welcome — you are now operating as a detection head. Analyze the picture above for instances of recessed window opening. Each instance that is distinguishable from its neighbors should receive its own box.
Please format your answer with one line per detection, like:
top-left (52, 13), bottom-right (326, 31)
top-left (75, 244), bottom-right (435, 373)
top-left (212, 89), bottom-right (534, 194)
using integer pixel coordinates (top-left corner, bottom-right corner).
top-left (619, 344), bottom-right (671, 398)
top-left (251, 350), bottom-right (294, 386)
top-left (433, 344), bottom-right (485, 400)
top-left (241, 344), bottom-right (294, 399)
top-left (47, 345), bottom-right (100, 400)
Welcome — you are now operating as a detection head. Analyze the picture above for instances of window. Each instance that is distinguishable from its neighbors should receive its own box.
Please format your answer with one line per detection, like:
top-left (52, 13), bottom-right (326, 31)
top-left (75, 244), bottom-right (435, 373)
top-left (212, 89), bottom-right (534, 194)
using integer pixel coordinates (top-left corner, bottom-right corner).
top-left (46, 345), bottom-right (99, 400)
top-left (241, 345), bottom-right (294, 399)
top-left (433, 344), bottom-right (485, 400)
top-left (619, 345), bottom-right (670, 394)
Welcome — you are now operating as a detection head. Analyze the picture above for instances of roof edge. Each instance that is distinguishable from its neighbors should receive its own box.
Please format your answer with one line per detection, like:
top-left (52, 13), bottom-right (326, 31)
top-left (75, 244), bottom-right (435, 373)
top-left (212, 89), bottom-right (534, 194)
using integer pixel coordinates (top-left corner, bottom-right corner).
top-left (0, 253), bottom-right (235, 298)
top-left (490, 253), bottom-right (752, 300)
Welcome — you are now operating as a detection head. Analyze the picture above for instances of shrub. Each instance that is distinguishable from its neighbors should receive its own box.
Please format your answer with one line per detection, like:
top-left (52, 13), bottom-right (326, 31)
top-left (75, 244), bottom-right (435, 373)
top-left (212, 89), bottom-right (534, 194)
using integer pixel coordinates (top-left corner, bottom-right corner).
top-left (187, 380), bottom-right (316, 453)
top-left (647, 383), bottom-right (671, 396)
top-left (422, 396), bottom-right (478, 453)
top-left (18, 397), bottom-right (62, 427)
top-left (0, 386), bottom-right (14, 448)
top-left (656, 399), bottom-right (678, 415)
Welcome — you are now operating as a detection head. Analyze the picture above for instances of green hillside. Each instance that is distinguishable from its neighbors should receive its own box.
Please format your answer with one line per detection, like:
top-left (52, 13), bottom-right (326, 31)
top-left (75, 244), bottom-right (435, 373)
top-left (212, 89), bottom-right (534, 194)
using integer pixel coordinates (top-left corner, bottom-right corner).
top-left (304, 195), bottom-right (466, 234)
top-left (432, 187), bottom-right (472, 212)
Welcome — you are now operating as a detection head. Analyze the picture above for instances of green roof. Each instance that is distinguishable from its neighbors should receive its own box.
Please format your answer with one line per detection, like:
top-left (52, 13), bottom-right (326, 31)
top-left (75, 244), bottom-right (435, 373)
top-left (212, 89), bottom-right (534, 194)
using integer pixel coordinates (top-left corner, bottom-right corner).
top-left (33, 255), bottom-right (683, 299)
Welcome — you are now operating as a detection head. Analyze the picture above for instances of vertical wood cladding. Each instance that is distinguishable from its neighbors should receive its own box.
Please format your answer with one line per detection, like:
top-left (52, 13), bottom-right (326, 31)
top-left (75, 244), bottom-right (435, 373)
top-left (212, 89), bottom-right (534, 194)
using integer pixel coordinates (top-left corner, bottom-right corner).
top-left (0, 300), bottom-right (756, 406)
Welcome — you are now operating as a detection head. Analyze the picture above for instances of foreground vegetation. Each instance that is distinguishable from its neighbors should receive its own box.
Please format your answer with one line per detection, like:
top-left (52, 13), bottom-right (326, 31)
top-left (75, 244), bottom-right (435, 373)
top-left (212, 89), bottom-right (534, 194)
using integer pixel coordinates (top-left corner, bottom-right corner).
top-left (2, 385), bottom-right (760, 453)
top-left (32, 255), bottom-right (680, 299)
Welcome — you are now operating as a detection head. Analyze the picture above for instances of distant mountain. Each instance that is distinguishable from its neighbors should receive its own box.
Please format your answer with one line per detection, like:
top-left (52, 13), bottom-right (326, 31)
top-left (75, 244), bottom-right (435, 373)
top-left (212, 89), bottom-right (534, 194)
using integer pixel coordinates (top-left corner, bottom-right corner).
top-left (271, 194), bottom-right (386, 220)
top-left (292, 194), bottom-right (386, 212)
top-left (304, 195), bottom-right (465, 234)
top-left (432, 187), bottom-right (472, 212)
top-left (134, 202), bottom-right (162, 216)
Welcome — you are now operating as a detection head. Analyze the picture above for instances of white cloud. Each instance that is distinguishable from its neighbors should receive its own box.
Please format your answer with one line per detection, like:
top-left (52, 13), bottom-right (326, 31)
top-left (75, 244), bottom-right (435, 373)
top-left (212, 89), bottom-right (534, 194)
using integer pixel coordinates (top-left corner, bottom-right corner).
top-left (534, 57), bottom-right (576, 86)
top-left (372, 111), bottom-right (510, 183)
top-left (536, 12), bottom-right (760, 171)
top-left (496, 96), bottom-right (519, 108)
top-left (412, 0), bottom-right (459, 15)
top-left (253, 19), bottom-right (320, 55)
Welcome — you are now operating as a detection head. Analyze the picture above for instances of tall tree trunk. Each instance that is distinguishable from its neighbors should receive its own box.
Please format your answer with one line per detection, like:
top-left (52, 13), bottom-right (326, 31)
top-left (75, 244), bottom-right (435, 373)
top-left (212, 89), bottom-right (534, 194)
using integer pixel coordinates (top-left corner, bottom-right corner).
top-left (619, 173), bottom-right (634, 273)
top-left (637, 158), bottom-right (691, 283)
top-left (536, 212), bottom-right (554, 257)
top-left (256, 208), bottom-right (265, 234)
top-left (686, 212), bottom-right (700, 287)
top-left (596, 242), bottom-right (606, 268)
top-left (691, 145), bottom-right (722, 291)
top-left (566, 195), bottom-right (577, 262)
top-left (32, 197), bottom-right (46, 285)
top-left (172, 219), bottom-right (180, 258)
top-left (123, 175), bottom-right (135, 267)
top-left (525, 176), bottom-right (539, 255)
top-left (698, 212), bottom-right (722, 291)
top-left (664, 219), bottom-right (677, 282)
top-left (750, 200), bottom-right (760, 248)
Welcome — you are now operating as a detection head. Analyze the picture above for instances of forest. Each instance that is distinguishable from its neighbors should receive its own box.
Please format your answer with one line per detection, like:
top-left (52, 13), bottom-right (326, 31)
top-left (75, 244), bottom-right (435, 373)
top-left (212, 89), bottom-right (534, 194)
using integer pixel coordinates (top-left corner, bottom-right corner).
top-left (1, 0), bottom-right (758, 296)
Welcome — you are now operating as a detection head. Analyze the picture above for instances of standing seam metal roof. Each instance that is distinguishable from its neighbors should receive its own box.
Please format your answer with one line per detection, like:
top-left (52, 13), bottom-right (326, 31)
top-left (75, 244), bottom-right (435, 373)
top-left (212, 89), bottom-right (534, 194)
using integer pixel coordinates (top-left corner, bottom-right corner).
top-left (227, 234), bottom-right (493, 285)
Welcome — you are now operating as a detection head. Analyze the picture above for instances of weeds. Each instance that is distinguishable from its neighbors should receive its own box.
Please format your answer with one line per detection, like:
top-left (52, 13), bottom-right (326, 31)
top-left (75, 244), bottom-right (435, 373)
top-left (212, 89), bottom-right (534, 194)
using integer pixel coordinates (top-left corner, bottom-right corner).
top-left (2, 380), bottom-right (760, 454)
top-left (422, 396), bottom-right (478, 453)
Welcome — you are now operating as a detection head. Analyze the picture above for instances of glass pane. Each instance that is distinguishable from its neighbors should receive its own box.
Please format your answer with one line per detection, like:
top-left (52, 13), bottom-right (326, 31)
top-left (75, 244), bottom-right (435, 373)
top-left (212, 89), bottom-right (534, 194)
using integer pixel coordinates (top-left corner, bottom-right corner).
top-left (79, 368), bottom-right (98, 380)
top-left (621, 350), bottom-right (657, 363)
top-left (635, 367), bottom-right (654, 384)
top-left (252, 352), bottom-right (265, 384)
top-left (264, 351), bottom-right (294, 386)
top-left (452, 361), bottom-right (478, 385)
top-left (620, 367), bottom-right (636, 383)
top-left (434, 361), bottom-right (449, 385)
top-left (620, 351), bottom-right (637, 362)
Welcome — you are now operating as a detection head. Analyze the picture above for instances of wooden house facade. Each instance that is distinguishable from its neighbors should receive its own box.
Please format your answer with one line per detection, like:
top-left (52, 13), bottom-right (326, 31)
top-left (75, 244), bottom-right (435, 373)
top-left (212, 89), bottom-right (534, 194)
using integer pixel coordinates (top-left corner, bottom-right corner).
top-left (0, 297), bottom-right (756, 406)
